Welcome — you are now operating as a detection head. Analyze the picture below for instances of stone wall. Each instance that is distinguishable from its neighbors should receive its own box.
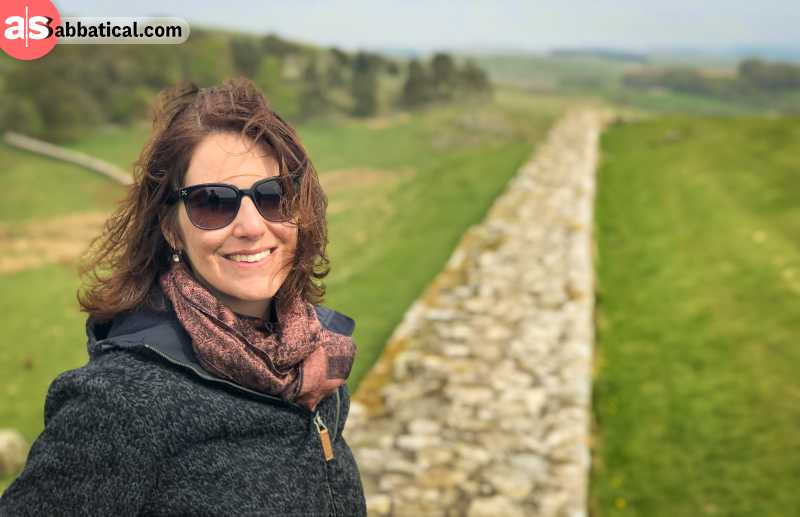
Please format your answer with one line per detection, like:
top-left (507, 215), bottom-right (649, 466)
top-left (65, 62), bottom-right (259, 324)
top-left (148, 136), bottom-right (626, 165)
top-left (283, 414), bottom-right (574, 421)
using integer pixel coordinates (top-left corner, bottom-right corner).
top-left (344, 109), bottom-right (612, 517)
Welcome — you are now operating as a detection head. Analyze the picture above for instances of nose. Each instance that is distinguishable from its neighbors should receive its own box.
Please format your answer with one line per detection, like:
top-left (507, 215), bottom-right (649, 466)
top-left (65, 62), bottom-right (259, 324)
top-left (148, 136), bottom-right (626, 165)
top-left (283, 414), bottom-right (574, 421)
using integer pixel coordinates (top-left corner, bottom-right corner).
top-left (231, 195), bottom-right (268, 237)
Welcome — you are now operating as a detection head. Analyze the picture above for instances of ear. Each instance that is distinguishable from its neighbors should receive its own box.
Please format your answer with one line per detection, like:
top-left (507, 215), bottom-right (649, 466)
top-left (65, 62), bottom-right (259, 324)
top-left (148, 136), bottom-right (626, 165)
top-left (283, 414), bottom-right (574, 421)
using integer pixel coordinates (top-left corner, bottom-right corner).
top-left (159, 214), bottom-right (182, 251)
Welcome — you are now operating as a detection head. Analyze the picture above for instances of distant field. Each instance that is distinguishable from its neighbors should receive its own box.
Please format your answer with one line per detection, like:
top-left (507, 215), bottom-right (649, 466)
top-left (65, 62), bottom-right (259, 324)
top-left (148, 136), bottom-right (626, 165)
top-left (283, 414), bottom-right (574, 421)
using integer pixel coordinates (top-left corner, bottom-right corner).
top-left (470, 53), bottom-right (629, 93)
top-left (473, 54), bottom-right (795, 115)
top-left (591, 115), bottom-right (800, 516)
top-left (0, 86), bottom-right (569, 492)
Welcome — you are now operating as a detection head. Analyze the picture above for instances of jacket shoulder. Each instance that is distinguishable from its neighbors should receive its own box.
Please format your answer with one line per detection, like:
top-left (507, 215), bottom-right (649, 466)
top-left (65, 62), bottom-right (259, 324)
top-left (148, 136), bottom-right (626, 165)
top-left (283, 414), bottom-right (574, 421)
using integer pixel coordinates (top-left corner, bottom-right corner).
top-left (314, 305), bottom-right (355, 336)
top-left (46, 351), bottom-right (167, 420)
top-left (0, 353), bottom-right (162, 514)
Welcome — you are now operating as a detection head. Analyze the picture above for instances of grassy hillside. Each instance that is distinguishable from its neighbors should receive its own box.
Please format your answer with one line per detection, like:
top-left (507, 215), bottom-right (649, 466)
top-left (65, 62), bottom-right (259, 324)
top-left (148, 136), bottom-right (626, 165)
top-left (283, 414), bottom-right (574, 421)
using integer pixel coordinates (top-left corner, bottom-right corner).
top-left (0, 86), bottom-right (569, 492)
top-left (591, 115), bottom-right (800, 516)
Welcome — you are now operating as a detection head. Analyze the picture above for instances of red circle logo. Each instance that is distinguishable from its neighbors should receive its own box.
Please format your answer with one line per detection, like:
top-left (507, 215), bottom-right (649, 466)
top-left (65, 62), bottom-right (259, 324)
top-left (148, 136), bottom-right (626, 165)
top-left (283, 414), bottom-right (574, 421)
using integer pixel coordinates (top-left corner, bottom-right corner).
top-left (0, 0), bottom-right (61, 61)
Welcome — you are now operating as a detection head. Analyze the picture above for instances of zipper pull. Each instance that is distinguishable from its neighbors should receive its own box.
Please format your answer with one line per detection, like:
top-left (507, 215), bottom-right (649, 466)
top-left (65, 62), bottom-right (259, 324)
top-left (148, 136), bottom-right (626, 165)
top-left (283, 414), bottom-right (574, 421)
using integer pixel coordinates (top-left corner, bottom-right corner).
top-left (314, 412), bottom-right (335, 461)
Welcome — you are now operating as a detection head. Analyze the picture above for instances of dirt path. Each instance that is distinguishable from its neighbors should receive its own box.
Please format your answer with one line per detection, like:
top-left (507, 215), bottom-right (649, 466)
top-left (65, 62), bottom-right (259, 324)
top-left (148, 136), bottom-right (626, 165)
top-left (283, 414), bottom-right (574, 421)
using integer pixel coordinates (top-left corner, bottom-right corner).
top-left (0, 212), bottom-right (109, 274)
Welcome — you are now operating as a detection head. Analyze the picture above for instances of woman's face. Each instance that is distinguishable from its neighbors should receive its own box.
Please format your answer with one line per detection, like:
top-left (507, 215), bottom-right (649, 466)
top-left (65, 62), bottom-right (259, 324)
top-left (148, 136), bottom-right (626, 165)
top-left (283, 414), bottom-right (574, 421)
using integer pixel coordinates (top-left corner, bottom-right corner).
top-left (167, 131), bottom-right (298, 318)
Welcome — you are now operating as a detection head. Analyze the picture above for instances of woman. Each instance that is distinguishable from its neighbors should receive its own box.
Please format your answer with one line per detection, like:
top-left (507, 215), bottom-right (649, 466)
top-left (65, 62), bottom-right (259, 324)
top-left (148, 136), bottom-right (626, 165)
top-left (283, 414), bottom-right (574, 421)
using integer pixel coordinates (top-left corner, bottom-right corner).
top-left (0, 78), bottom-right (367, 516)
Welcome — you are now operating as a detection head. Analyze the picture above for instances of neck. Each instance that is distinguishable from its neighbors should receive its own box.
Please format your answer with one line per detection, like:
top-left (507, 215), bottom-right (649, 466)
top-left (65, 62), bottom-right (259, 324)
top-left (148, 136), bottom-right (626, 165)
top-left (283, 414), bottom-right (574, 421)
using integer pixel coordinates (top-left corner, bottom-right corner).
top-left (229, 298), bottom-right (272, 319)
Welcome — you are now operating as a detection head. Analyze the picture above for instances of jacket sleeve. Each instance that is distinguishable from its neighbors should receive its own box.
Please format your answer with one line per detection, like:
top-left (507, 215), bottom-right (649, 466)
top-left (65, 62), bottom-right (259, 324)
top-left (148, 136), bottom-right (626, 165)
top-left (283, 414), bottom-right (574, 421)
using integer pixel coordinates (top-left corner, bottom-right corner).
top-left (0, 366), bottom-right (158, 516)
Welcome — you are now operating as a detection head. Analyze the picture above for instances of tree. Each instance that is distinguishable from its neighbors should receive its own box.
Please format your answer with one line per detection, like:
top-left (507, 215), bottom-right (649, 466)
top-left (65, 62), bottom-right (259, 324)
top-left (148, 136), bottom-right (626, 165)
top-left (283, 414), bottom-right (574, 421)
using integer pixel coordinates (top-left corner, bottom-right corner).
top-left (329, 47), bottom-right (350, 67)
top-left (108, 86), bottom-right (152, 124)
top-left (255, 56), bottom-right (300, 121)
top-left (460, 59), bottom-right (492, 97)
top-left (326, 62), bottom-right (346, 88)
top-left (179, 32), bottom-right (236, 86)
top-left (125, 45), bottom-right (182, 89)
top-left (400, 59), bottom-right (430, 108)
top-left (261, 34), bottom-right (304, 59)
top-left (0, 95), bottom-right (44, 136)
top-left (325, 47), bottom-right (349, 88)
top-left (430, 52), bottom-right (457, 101)
top-left (230, 36), bottom-right (263, 77)
top-left (351, 52), bottom-right (378, 117)
top-left (298, 58), bottom-right (331, 120)
top-left (738, 58), bottom-right (800, 91)
top-left (43, 85), bottom-right (103, 142)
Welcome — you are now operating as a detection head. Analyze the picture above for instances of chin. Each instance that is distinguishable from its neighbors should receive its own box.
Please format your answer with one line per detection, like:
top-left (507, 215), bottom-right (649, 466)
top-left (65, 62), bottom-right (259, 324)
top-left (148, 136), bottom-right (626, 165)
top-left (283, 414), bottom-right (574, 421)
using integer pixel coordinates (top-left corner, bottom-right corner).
top-left (232, 287), bottom-right (276, 301)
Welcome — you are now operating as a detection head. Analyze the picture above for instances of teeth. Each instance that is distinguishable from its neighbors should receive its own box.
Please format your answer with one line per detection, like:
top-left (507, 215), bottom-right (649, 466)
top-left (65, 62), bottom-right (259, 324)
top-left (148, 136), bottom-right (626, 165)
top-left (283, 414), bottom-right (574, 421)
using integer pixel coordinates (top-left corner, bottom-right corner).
top-left (227, 249), bottom-right (273, 263)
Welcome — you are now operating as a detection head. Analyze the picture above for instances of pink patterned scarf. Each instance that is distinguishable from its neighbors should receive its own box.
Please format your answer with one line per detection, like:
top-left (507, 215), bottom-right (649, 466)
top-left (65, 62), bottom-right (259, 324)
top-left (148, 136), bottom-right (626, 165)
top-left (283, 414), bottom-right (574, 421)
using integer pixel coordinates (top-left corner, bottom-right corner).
top-left (158, 260), bottom-right (356, 412)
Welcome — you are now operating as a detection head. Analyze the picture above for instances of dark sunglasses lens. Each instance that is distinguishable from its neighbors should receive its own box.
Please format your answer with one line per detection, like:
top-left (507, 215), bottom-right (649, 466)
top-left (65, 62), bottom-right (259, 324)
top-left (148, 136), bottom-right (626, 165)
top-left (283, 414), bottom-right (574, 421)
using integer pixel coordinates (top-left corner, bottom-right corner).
top-left (185, 186), bottom-right (239, 229)
top-left (254, 180), bottom-right (288, 221)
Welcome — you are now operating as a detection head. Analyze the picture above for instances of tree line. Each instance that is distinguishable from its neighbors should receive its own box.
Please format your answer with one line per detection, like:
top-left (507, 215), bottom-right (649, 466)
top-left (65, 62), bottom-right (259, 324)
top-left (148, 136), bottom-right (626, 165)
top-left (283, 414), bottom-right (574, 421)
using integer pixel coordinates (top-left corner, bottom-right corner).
top-left (400, 54), bottom-right (492, 108)
top-left (0, 29), bottom-right (492, 143)
top-left (621, 58), bottom-right (800, 103)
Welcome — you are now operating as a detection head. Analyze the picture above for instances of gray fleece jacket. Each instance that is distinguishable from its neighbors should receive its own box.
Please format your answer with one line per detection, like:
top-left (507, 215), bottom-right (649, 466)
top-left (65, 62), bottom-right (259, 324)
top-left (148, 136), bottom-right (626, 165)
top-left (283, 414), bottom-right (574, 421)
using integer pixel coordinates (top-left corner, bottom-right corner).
top-left (0, 297), bottom-right (367, 517)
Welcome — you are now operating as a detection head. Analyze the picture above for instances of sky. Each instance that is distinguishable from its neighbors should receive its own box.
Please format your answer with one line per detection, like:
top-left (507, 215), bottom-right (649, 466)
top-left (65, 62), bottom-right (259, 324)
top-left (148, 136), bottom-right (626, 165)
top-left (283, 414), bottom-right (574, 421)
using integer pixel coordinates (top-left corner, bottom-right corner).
top-left (57, 1), bottom-right (800, 55)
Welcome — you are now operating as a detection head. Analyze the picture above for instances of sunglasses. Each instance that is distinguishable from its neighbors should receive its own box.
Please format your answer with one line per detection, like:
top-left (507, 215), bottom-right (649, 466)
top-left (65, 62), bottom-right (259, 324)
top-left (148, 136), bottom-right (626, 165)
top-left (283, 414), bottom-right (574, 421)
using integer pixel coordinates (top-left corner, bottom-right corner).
top-left (166, 174), bottom-right (299, 230)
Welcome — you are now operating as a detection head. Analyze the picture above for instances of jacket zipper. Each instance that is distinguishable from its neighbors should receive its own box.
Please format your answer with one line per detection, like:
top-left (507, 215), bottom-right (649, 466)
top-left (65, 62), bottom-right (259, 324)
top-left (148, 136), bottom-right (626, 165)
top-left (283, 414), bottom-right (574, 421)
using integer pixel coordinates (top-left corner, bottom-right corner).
top-left (314, 411), bottom-right (338, 517)
top-left (314, 412), bottom-right (335, 461)
top-left (333, 387), bottom-right (341, 443)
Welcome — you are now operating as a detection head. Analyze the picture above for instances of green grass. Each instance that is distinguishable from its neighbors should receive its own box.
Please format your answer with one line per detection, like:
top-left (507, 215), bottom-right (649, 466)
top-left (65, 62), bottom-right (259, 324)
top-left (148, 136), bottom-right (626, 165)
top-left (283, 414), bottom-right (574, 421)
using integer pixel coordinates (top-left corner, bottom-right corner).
top-left (0, 142), bottom-right (124, 224)
top-left (591, 115), bottom-right (800, 516)
top-left (0, 264), bottom-right (90, 438)
top-left (0, 86), bottom-right (568, 492)
top-left (608, 89), bottom-right (764, 116)
top-left (64, 121), bottom-right (152, 171)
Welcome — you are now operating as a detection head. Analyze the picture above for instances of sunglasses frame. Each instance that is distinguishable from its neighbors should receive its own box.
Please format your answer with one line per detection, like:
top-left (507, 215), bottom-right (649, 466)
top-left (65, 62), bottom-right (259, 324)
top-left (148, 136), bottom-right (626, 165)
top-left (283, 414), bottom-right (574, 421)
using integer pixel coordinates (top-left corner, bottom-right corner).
top-left (165, 173), bottom-right (301, 230)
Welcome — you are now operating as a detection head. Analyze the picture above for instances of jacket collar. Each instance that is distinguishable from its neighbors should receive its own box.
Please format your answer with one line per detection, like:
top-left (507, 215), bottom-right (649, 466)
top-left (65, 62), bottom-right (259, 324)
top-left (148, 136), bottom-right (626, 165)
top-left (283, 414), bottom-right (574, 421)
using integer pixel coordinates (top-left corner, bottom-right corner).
top-left (85, 301), bottom-right (353, 357)
top-left (86, 302), bottom-right (197, 363)
top-left (86, 305), bottom-right (308, 411)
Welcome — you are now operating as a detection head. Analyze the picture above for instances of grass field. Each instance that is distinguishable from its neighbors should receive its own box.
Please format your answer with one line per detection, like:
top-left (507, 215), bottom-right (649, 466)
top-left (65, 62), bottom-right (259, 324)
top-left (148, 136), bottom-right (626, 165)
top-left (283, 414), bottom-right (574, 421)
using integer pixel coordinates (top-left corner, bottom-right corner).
top-left (0, 86), bottom-right (569, 492)
top-left (590, 115), bottom-right (800, 516)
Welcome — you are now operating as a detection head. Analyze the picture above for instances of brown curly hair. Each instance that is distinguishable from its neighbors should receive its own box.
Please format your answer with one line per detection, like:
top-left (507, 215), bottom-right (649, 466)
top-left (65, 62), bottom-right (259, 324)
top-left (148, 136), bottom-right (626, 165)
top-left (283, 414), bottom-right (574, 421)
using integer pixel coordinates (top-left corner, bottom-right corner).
top-left (77, 78), bottom-right (330, 323)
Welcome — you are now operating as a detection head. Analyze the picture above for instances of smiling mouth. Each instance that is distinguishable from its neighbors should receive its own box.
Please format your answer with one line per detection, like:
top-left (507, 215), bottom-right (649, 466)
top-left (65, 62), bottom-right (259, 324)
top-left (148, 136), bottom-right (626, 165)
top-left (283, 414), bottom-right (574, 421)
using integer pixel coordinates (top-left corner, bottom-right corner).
top-left (224, 248), bottom-right (277, 264)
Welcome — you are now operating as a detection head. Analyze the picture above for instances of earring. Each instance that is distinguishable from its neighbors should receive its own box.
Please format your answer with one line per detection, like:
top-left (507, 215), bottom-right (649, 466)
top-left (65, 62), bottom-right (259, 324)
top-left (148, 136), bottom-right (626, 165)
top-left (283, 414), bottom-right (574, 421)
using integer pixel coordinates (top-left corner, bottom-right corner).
top-left (172, 249), bottom-right (182, 263)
